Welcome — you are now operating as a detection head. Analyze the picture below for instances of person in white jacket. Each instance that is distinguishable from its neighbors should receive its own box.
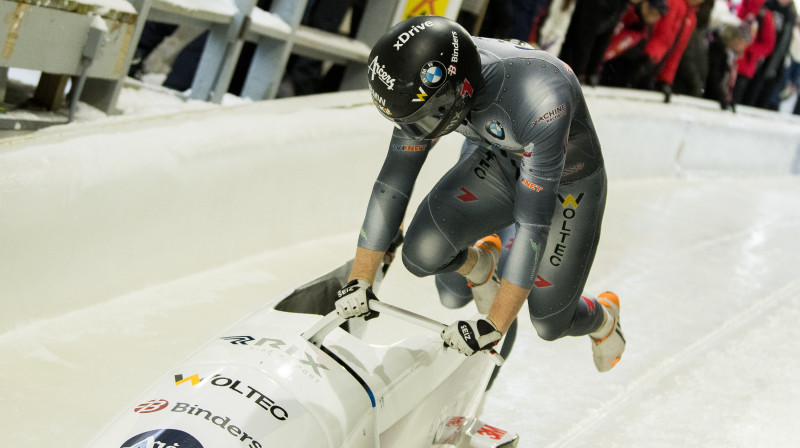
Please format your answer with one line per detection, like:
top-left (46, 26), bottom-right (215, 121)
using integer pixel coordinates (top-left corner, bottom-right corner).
top-left (538, 0), bottom-right (577, 56)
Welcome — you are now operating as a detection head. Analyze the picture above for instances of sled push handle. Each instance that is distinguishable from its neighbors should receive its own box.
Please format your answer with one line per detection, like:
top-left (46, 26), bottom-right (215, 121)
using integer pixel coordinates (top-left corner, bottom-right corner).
top-left (302, 301), bottom-right (505, 366)
top-left (369, 301), bottom-right (505, 366)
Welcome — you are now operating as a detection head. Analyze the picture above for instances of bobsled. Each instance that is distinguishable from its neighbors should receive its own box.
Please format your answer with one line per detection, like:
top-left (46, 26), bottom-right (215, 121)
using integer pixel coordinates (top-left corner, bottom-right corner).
top-left (87, 257), bottom-right (519, 448)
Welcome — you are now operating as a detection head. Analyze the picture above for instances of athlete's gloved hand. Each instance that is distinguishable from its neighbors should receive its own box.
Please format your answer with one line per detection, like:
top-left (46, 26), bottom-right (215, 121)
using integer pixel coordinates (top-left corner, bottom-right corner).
top-left (335, 279), bottom-right (380, 320)
top-left (441, 318), bottom-right (502, 356)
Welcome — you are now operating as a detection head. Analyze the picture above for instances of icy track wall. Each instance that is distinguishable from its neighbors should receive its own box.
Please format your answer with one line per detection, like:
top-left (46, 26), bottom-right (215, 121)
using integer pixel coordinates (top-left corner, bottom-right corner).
top-left (1, 88), bottom-right (799, 334)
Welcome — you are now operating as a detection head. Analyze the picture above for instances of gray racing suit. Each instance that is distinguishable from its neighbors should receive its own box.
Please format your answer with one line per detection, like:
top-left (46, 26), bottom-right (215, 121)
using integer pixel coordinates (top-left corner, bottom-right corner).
top-left (358, 38), bottom-right (607, 341)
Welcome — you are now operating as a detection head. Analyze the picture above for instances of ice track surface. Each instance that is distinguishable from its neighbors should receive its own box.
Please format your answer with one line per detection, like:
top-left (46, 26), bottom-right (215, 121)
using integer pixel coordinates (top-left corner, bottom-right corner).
top-left (2, 88), bottom-right (800, 447)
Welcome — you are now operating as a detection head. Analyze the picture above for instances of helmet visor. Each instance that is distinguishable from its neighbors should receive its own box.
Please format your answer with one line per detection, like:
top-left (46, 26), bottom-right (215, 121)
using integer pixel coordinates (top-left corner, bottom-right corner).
top-left (392, 86), bottom-right (458, 140)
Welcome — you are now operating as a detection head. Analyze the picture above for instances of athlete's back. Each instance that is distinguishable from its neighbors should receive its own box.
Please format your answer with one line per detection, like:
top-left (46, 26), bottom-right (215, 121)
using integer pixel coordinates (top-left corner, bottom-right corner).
top-left (459, 38), bottom-right (604, 183)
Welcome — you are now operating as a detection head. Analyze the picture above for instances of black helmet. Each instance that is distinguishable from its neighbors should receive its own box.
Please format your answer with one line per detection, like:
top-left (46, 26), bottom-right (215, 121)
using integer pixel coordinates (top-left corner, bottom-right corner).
top-left (367, 15), bottom-right (481, 139)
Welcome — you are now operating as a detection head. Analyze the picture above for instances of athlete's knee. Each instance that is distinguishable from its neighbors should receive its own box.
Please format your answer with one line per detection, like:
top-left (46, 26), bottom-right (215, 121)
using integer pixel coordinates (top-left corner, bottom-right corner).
top-left (401, 250), bottom-right (434, 277)
top-left (435, 272), bottom-right (473, 308)
top-left (402, 237), bottom-right (460, 277)
top-left (529, 292), bottom-right (597, 341)
top-left (530, 316), bottom-right (567, 342)
top-left (402, 226), bottom-right (463, 277)
top-left (528, 299), bottom-right (574, 341)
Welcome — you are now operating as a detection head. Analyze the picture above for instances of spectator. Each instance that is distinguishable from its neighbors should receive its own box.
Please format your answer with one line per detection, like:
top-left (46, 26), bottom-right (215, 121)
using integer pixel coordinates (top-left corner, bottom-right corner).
top-left (599, 1), bottom-right (668, 87)
top-left (508, 0), bottom-right (553, 42)
top-left (537, 0), bottom-right (578, 56)
top-left (705, 22), bottom-right (753, 109)
top-left (559, 0), bottom-right (647, 84)
top-left (672, 31), bottom-right (711, 97)
top-left (484, 3), bottom-right (515, 38)
top-left (130, 1), bottom-right (276, 94)
top-left (744, 0), bottom-right (797, 109)
top-left (731, 0), bottom-right (776, 104)
top-left (775, 21), bottom-right (800, 114)
top-left (643, 0), bottom-right (707, 100)
top-left (280, 0), bottom-right (365, 97)
top-left (127, 22), bottom-right (178, 81)
top-left (709, 0), bottom-right (741, 27)
top-left (459, 0), bottom-right (513, 38)
top-left (672, 0), bottom-right (716, 98)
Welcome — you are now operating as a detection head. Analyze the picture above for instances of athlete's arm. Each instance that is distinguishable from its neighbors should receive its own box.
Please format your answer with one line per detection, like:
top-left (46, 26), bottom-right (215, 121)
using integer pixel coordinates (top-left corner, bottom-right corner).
top-left (487, 71), bottom-right (573, 333)
top-left (348, 247), bottom-right (385, 284)
top-left (488, 280), bottom-right (530, 333)
top-left (350, 127), bottom-right (433, 282)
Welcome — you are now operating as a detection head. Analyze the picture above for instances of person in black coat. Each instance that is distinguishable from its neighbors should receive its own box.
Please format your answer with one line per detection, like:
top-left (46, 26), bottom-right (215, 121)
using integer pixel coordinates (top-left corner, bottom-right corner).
top-left (559, 0), bottom-right (647, 84)
top-left (672, 0), bottom-right (715, 97)
top-left (742, 0), bottom-right (797, 109)
top-left (705, 23), bottom-right (753, 110)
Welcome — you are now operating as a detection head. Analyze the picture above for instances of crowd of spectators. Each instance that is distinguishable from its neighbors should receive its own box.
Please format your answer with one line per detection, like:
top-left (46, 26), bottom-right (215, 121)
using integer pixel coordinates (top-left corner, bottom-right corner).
top-left (465, 0), bottom-right (800, 114)
top-left (129, 0), bottom-right (800, 115)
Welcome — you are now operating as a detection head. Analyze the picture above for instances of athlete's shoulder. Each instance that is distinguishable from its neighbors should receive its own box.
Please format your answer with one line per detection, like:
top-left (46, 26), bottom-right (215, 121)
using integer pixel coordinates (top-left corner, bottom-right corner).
top-left (475, 38), bottom-right (577, 91)
top-left (477, 40), bottom-right (575, 103)
top-left (474, 38), bottom-right (564, 66)
top-left (474, 37), bottom-right (538, 55)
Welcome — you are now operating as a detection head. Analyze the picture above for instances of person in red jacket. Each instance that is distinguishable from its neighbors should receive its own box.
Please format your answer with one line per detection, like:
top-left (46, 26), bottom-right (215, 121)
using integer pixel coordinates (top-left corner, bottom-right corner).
top-left (602, 2), bottom-right (665, 63)
top-left (599, 1), bottom-right (668, 87)
top-left (649, 0), bottom-right (707, 100)
top-left (622, 0), bottom-right (703, 99)
top-left (600, 0), bottom-right (703, 98)
top-left (732, 0), bottom-right (776, 104)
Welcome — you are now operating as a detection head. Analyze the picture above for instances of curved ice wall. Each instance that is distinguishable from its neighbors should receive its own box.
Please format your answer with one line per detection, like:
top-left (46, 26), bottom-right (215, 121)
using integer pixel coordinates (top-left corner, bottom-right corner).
top-left (1, 88), bottom-right (799, 333)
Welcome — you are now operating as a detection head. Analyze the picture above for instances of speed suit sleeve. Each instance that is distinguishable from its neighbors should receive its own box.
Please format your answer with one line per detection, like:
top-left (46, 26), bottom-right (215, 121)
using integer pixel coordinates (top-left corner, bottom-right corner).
top-left (357, 127), bottom-right (433, 252)
top-left (501, 68), bottom-right (572, 290)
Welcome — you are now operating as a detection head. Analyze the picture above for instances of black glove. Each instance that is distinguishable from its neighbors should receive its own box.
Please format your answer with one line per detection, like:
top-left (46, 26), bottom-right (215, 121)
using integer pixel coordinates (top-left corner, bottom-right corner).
top-left (335, 279), bottom-right (380, 320)
top-left (441, 318), bottom-right (502, 356)
top-left (656, 82), bottom-right (672, 103)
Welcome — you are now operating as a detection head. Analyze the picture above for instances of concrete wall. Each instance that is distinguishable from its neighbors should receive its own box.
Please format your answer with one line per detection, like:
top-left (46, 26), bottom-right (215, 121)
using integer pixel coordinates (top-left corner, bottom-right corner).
top-left (1, 88), bottom-right (799, 333)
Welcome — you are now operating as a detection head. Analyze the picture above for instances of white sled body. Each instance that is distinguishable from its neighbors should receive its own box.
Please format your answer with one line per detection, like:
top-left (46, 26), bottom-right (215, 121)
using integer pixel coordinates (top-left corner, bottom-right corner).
top-left (87, 262), bottom-right (518, 448)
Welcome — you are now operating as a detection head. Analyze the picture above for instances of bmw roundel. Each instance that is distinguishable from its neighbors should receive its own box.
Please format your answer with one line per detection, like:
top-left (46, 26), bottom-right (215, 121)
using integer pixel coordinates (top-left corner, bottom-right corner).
top-left (425, 66), bottom-right (443, 83)
top-left (420, 61), bottom-right (447, 88)
top-left (486, 120), bottom-right (505, 140)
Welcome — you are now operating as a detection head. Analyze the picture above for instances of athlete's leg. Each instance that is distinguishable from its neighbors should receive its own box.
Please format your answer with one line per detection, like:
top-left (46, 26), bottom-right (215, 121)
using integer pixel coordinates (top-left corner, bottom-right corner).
top-left (435, 225), bottom-right (515, 308)
top-left (525, 168), bottom-right (607, 341)
top-left (402, 146), bottom-right (515, 278)
top-left (432, 141), bottom-right (516, 308)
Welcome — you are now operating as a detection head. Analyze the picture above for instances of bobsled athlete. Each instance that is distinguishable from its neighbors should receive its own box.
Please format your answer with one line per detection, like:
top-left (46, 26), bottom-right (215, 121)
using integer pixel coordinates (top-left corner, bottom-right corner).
top-left (334, 15), bottom-right (625, 372)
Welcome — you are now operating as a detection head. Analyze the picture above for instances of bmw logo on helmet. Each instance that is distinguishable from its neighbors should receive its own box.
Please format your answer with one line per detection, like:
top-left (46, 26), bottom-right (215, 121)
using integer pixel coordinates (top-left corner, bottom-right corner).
top-left (420, 61), bottom-right (447, 88)
top-left (486, 121), bottom-right (505, 140)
